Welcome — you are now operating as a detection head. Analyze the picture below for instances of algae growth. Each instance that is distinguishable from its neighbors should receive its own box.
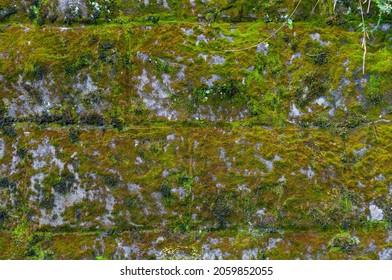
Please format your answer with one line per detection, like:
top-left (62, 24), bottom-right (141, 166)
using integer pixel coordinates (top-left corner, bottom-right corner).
top-left (0, 0), bottom-right (391, 259)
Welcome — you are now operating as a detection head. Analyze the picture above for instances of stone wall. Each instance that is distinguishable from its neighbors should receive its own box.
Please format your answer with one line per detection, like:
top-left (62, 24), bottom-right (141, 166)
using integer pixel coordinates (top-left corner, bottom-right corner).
top-left (0, 0), bottom-right (391, 259)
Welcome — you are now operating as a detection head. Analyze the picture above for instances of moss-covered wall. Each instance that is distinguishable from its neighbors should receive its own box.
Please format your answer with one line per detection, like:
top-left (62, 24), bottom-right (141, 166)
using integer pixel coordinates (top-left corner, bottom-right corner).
top-left (0, 0), bottom-right (391, 259)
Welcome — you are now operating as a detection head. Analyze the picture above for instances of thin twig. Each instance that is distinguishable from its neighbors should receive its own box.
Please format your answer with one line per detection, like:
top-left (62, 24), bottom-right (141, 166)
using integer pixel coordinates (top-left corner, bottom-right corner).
top-left (366, 119), bottom-right (391, 125)
top-left (311, 0), bottom-right (322, 15)
top-left (305, 52), bottom-right (326, 57)
top-left (222, 0), bottom-right (303, 53)
top-left (129, 221), bottom-right (144, 227)
top-left (367, 0), bottom-right (372, 13)
top-left (359, 0), bottom-right (367, 75)
top-left (372, 125), bottom-right (379, 142)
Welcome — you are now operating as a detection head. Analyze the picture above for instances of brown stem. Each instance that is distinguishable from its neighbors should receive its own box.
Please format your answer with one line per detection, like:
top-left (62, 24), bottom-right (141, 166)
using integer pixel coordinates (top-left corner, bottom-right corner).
top-left (311, 0), bottom-right (322, 15)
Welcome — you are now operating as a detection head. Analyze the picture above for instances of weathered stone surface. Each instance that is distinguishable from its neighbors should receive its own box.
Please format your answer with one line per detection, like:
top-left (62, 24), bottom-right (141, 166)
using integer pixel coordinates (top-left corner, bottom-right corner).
top-left (0, 0), bottom-right (391, 260)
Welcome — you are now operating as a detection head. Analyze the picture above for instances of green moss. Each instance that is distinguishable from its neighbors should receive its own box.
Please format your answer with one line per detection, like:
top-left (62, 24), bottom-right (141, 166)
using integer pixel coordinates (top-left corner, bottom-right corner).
top-left (47, 171), bottom-right (75, 195)
top-left (293, 72), bottom-right (328, 108)
top-left (0, 0), bottom-right (390, 260)
top-left (328, 232), bottom-right (358, 253)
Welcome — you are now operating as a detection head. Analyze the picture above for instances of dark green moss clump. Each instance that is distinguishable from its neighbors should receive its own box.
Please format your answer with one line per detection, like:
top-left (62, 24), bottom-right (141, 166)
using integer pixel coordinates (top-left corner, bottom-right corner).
top-left (110, 117), bottom-right (124, 131)
top-left (160, 183), bottom-right (171, 199)
top-left (39, 188), bottom-right (55, 209)
top-left (102, 173), bottom-right (120, 188)
top-left (0, 6), bottom-right (16, 22)
top-left (25, 232), bottom-right (54, 260)
top-left (293, 73), bottom-right (328, 108)
top-left (0, 208), bottom-right (7, 227)
top-left (0, 177), bottom-right (16, 190)
top-left (328, 232), bottom-right (358, 253)
top-left (191, 79), bottom-right (244, 111)
top-left (68, 127), bottom-right (80, 143)
top-left (79, 113), bottom-right (105, 126)
top-left (212, 194), bottom-right (233, 228)
top-left (53, 172), bottom-right (76, 195)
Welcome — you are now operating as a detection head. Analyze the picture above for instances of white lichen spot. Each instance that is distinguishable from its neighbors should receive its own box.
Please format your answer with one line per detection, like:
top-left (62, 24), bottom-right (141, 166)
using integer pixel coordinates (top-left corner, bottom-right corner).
top-left (242, 248), bottom-right (258, 260)
top-left (197, 54), bottom-right (208, 62)
top-left (278, 175), bottom-right (286, 182)
top-left (256, 209), bottom-right (266, 217)
top-left (105, 193), bottom-right (116, 213)
top-left (30, 137), bottom-right (55, 158)
top-left (0, 138), bottom-right (4, 159)
top-left (29, 173), bottom-right (46, 193)
top-left (201, 74), bottom-right (221, 87)
top-left (267, 238), bottom-right (283, 250)
top-left (136, 69), bottom-right (178, 120)
top-left (378, 248), bottom-right (392, 260)
top-left (202, 244), bottom-right (223, 260)
top-left (181, 27), bottom-right (194, 36)
top-left (375, 174), bottom-right (386, 181)
top-left (161, 0), bottom-right (170, 9)
top-left (33, 160), bottom-right (46, 170)
top-left (76, 74), bottom-right (98, 95)
top-left (238, 184), bottom-right (250, 192)
top-left (196, 35), bottom-right (208, 45)
top-left (289, 103), bottom-right (302, 117)
top-left (309, 33), bottom-right (330, 46)
top-left (287, 52), bottom-right (301, 65)
top-left (358, 180), bottom-right (365, 187)
top-left (115, 241), bottom-right (140, 259)
top-left (177, 65), bottom-right (186, 80)
top-left (128, 183), bottom-right (141, 192)
top-left (254, 154), bottom-right (281, 172)
top-left (151, 192), bottom-right (166, 214)
top-left (135, 156), bottom-right (145, 165)
top-left (219, 31), bottom-right (233, 42)
top-left (166, 134), bottom-right (175, 141)
top-left (256, 43), bottom-right (269, 56)
top-left (136, 51), bottom-right (149, 62)
top-left (314, 97), bottom-right (329, 108)
top-left (369, 204), bottom-right (384, 221)
top-left (210, 55), bottom-right (225, 65)
top-left (172, 187), bottom-right (186, 200)
top-left (300, 165), bottom-right (315, 180)
top-left (9, 140), bottom-right (21, 175)
top-left (52, 158), bottom-right (65, 173)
